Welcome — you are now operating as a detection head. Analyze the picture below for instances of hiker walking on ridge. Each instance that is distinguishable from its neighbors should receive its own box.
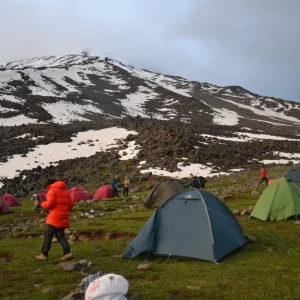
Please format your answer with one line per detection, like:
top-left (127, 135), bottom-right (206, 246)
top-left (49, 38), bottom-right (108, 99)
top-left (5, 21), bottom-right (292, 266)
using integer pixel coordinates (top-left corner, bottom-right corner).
top-left (35, 179), bottom-right (74, 261)
top-left (258, 165), bottom-right (268, 187)
top-left (123, 176), bottom-right (130, 197)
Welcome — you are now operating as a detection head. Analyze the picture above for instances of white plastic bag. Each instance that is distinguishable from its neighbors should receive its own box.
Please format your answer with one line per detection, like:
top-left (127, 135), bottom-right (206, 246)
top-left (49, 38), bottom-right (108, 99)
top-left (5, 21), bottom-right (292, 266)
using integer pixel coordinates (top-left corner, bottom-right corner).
top-left (85, 274), bottom-right (129, 300)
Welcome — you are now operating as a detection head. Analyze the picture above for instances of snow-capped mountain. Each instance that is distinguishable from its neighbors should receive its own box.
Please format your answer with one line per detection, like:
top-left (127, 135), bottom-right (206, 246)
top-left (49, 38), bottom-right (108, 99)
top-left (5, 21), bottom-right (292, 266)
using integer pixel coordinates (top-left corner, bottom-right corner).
top-left (1, 54), bottom-right (300, 129)
top-left (1, 54), bottom-right (300, 196)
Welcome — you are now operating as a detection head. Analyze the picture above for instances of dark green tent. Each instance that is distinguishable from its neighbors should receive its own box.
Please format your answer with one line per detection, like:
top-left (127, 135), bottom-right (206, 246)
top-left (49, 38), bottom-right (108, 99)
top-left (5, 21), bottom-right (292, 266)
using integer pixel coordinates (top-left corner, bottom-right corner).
top-left (286, 168), bottom-right (300, 183)
top-left (250, 177), bottom-right (300, 221)
top-left (123, 189), bottom-right (247, 262)
top-left (143, 179), bottom-right (185, 208)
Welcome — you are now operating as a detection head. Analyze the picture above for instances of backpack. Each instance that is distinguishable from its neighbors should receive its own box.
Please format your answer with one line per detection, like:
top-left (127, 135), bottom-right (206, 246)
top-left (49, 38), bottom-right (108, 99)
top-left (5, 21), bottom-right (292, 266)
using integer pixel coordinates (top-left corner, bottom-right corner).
top-left (198, 176), bottom-right (207, 188)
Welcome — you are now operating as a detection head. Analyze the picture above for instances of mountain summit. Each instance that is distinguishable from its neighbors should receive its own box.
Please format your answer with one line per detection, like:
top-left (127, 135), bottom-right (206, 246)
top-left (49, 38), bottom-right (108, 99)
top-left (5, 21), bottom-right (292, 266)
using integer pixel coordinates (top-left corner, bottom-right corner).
top-left (1, 54), bottom-right (299, 129)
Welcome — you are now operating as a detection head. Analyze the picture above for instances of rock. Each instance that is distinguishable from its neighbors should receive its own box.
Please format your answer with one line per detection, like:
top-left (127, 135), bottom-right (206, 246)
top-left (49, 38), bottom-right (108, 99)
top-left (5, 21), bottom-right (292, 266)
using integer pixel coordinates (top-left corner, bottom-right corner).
top-left (78, 235), bottom-right (89, 242)
top-left (61, 291), bottom-right (77, 300)
top-left (69, 234), bottom-right (76, 241)
top-left (187, 286), bottom-right (202, 291)
top-left (52, 237), bottom-right (58, 243)
top-left (267, 248), bottom-right (274, 252)
top-left (92, 246), bottom-right (102, 252)
top-left (233, 209), bottom-right (240, 216)
top-left (251, 191), bottom-right (259, 197)
top-left (231, 175), bottom-right (241, 181)
top-left (131, 186), bottom-right (141, 193)
top-left (105, 232), bottom-right (115, 240)
top-left (137, 264), bottom-right (151, 271)
top-left (0, 257), bottom-right (9, 264)
top-left (63, 292), bottom-right (85, 300)
top-left (293, 221), bottom-right (300, 224)
top-left (129, 205), bottom-right (136, 211)
top-left (43, 287), bottom-right (54, 294)
top-left (58, 262), bottom-right (76, 271)
top-left (247, 235), bottom-right (257, 243)
top-left (241, 209), bottom-right (248, 216)
top-left (78, 259), bottom-right (88, 265)
top-left (247, 205), bottom-right (254, 214)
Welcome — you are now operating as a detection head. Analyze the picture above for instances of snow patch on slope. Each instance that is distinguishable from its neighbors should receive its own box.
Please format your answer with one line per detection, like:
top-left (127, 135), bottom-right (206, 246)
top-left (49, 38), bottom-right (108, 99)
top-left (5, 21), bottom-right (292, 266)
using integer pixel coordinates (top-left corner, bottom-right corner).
top-left (0, 114), bottom-right (39, 127)
top-left (0, 127), bottom-right (137, 181)
top-left (42, 101), bottom-right (104, 124)
top-left (212, 108), bottom-right (239, 126)
top-left (140, 162), bottom-right (229, 178)
top-left (121, 86), bottom-right (158, 117)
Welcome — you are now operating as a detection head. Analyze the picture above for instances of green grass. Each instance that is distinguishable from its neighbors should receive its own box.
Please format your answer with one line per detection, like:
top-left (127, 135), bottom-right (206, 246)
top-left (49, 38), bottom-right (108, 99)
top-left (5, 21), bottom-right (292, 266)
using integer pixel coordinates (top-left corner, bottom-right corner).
top-left (1, 168), bottom-right (300, 299)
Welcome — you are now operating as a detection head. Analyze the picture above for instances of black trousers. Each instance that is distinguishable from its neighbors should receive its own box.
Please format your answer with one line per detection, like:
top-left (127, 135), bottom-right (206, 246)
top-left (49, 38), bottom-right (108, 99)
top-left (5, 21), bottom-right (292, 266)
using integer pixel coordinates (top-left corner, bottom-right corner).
top-left (112, 188), bottom-right (119, 198)
top-left (41, 224), bottom-right (70, 257)
top-left (123, 187), bottom-right (129, 197)
top-left (258, 177), bottom-right (268, 187)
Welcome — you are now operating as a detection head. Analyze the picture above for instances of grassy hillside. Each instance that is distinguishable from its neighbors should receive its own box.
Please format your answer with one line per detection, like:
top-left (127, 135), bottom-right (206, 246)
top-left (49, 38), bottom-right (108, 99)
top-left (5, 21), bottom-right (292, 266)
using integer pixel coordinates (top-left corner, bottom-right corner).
top-left (1, 166), bottom-right (300, 300)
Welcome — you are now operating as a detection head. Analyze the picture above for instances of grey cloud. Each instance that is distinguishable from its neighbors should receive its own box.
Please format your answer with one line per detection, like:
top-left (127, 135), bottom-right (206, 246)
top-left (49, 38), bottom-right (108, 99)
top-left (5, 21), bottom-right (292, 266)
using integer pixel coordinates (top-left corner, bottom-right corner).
top-left (0, 0), bottom-right (299, 101)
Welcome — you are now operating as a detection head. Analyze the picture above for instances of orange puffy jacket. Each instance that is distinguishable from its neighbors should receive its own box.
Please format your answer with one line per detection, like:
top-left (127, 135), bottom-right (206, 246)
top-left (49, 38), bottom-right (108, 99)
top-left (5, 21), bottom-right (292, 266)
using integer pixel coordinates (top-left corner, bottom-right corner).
top-left (260, 169), bottom-right (267, 178)
top-left (41, 181), bottom-right (74, 228)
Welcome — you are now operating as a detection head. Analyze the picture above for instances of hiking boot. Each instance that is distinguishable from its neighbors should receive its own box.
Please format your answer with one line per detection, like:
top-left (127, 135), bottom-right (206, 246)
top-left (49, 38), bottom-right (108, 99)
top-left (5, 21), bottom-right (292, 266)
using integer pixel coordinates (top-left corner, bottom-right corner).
top-left (61, 252), bottom-right (73, 261)
top-left (35, 253), bottom-right (47, 261)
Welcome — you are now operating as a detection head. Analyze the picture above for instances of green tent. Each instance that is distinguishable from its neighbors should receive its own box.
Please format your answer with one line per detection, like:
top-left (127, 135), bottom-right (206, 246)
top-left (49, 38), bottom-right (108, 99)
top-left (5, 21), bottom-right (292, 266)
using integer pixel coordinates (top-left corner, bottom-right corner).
top-left (250, 177), bottom-right (300, 221)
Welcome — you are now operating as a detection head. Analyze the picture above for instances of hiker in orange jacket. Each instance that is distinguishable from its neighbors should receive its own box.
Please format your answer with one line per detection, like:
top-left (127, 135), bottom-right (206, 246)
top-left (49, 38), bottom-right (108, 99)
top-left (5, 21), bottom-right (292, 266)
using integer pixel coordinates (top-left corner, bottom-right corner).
top-left (35, 179), bottom-right (74, 261)
top-left (258, 165), bottom-right (268, 187)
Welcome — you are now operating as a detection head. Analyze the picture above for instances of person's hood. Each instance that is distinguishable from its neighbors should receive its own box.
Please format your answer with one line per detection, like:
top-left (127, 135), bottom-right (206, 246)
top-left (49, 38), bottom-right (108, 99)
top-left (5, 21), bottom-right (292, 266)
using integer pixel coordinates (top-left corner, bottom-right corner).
top-left (47, 181), bottom-right (67, 190)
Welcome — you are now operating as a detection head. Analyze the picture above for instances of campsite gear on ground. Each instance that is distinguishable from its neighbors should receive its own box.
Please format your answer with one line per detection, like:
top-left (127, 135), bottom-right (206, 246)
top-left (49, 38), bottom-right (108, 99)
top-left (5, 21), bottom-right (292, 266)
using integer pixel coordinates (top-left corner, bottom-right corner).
top-left (286, 168), bottom-right (300, 183)
top-left (1, 194), bottom-right (21, 207)
top-left (123, 177), bottom-right (130, 197)
top-left (70, 187), bottom-right (92, 202)
top-left (111, 178), bottom-right (119, 198)
top-left (71, 293), bottom-right (84, 300)
top-left (124, 189), bottom-right (247, 263)
top-left (78, 272), bottom-right (106, 292)
top-left (250, 177), bottom-right (300, 221)
top-left (0, 199), bottom-right (11, 214)
top-left (143, 179), bottom-right (185, 208)
top-left (36, 180), bottom-right (74, 260)
top-left (94, 185), bottom-right (113, 200)
top-left (258, 167), bottom-right (268, 187)
top-left (85, 273), bottom-right (129, 300)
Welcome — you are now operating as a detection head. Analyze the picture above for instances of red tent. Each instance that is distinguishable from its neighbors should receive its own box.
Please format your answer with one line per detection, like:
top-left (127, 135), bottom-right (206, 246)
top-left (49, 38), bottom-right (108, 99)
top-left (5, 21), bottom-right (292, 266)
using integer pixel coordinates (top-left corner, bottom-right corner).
top-left (94, 185), bottom-right (113, 200)
top-left (1, 194), bottom-right (22, 207)
top-left (37, 192), bottom-right (47, 203)
top-left (0, 199), bottom-right (11, 214)
top-left (69, 187), bottom-right (92, 202)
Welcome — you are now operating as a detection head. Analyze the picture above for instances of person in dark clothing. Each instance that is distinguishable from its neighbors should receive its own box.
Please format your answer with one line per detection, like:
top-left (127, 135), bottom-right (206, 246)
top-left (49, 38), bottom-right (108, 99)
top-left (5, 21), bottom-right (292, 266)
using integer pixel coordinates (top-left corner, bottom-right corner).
top-left (258, 166), bottom-right (268, 187)
top-left (111, 178), bottom-right (119, 198)
top-left (198, 176), bottom-right (207, 189)
top-left (186, 174), bottom-right (201, 189)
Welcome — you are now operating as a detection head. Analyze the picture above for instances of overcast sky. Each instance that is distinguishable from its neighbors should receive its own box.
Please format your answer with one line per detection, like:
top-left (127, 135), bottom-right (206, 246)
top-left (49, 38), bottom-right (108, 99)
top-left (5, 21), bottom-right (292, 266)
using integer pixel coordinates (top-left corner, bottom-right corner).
top-left (0, 0), bottom-right (299, 101)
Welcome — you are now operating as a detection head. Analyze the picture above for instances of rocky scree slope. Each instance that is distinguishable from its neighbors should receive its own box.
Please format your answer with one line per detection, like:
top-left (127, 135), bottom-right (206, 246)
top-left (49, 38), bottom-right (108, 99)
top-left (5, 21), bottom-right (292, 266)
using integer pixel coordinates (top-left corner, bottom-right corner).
top-left (1, 55), bottom-right (300, 195)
